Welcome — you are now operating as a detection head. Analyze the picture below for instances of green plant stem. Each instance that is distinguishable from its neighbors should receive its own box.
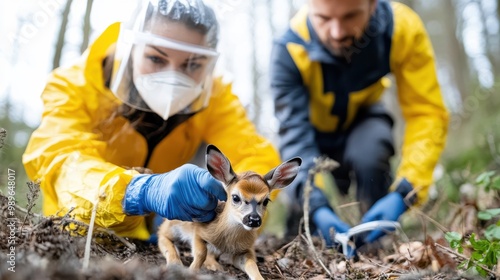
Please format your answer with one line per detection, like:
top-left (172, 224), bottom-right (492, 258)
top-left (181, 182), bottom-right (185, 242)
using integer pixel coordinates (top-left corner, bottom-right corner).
top-left (435, 243), bottom-right (499, 277)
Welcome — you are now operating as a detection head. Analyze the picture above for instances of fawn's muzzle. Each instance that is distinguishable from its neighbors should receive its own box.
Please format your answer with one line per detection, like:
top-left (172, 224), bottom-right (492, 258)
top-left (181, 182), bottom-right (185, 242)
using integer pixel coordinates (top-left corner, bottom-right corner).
top-left (243, 213), bottom-right (261, 228)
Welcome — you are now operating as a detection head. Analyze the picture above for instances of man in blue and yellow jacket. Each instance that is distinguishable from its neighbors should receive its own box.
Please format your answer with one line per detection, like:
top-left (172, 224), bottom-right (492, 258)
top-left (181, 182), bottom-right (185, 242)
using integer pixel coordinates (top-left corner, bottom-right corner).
top-left (270, 0), bottom-right (448, 248)
top-left (23, 0), bottom-right (281, 241)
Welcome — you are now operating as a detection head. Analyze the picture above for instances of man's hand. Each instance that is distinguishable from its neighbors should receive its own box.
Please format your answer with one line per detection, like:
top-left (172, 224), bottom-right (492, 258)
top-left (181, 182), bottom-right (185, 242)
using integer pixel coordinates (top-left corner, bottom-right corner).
top-left (123, 164), bottom-right (227, 222)
top-left (360, 192), bottom-right (407, 243)
top-left (312, 206), bottom-right (351, 246)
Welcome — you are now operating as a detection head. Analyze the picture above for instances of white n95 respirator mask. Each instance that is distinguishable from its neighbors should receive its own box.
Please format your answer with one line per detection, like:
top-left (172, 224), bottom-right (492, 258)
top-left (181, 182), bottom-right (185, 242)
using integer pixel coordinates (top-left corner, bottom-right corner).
top-left (134, 71), bottom-right (203, 120)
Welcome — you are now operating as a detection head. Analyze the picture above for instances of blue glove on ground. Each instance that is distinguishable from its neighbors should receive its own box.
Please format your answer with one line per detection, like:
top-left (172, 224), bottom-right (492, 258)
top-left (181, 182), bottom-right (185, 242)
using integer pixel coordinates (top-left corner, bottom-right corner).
top-left (123, 164), bottom-right (227, 222)
top-left (312, 206), bottom-right (351, 247)
top-left (360, 192), bottom-right (407, 243)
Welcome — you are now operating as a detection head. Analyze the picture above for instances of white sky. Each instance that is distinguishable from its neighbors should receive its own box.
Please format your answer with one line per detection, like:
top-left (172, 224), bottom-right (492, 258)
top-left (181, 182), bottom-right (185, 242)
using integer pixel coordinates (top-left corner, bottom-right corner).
top-left (0, 0), bottom-right (139, 127)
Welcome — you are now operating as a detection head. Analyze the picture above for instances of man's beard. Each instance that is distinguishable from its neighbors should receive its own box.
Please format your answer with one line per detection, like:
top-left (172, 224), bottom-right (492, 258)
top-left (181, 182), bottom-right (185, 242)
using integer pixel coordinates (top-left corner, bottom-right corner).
top-left (326, 36), bottom-right (356, 58)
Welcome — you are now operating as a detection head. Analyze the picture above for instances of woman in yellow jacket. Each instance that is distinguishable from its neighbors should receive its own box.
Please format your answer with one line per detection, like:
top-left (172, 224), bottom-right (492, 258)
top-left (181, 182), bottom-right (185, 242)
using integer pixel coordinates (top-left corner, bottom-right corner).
top-left (22, 0), bottom-right (280, 241)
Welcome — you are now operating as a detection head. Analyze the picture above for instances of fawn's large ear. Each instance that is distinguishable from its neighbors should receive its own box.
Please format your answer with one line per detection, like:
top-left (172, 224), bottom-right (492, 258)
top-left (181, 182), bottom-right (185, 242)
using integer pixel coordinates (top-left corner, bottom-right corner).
top-left (264, 157), bottom-right (302, 190)
top-left (206, 144), bottom-right (236, 185)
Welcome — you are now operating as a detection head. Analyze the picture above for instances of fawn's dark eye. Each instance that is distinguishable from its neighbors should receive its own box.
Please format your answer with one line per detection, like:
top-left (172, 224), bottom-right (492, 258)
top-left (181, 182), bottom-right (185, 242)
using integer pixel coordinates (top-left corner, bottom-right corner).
top-left (232, 195), bottom-right (241, 204)
top-left (263, 198), bottom-right (271, 207)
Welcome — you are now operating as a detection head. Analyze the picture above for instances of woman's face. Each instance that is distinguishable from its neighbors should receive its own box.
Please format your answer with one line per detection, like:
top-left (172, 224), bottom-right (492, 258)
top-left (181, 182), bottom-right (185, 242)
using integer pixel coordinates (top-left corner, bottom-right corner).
top-left (132, 21), bottom-right (210, 83)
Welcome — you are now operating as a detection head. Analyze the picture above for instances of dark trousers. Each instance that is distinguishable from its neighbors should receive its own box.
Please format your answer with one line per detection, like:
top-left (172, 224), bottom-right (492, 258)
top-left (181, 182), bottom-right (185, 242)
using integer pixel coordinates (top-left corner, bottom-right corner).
top-left (282, 104), bottom-right (395, 237)
top-left (319, 104), bottom-right (395, 214)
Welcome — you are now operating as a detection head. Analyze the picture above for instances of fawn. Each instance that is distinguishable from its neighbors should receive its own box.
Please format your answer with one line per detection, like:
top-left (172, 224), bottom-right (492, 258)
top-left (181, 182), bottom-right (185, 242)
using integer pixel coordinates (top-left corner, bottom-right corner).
top-left (158, 145), bottom-right (301, 280)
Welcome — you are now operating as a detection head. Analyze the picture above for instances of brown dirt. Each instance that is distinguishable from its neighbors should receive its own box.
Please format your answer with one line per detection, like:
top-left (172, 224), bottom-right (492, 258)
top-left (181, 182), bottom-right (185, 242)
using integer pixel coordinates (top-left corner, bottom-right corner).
top-left (0, 190), bottom-right (493, 280)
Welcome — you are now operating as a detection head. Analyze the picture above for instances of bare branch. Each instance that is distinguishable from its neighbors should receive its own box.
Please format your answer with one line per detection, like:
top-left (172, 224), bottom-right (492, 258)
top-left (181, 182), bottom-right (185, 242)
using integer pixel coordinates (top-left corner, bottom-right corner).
top-left (52, 0), bottom-right (73, 69)
top-left (0, 128), bottom-right (6, 150)
top-left (83, 200), bottom-right (99, 270)
top-left (302, 156), bottom-right (340, 278)
top-left (486, 132), bottom-right (500, 166)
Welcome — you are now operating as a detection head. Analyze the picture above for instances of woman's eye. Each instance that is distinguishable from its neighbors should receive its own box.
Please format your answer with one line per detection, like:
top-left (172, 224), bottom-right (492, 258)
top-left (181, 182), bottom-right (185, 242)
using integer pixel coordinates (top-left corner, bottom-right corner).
top-left (147, 55), bottom-right (164, 65)
top-left (232, 195), bottom-right (241, 204)
top-left (183, 62), bottom-right (202, 73)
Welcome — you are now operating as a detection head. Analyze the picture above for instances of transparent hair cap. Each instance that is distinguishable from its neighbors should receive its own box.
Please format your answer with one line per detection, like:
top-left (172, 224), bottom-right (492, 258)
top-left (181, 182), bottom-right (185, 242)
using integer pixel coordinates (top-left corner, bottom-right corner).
top-left (132, 0), bottom-right (219, 48)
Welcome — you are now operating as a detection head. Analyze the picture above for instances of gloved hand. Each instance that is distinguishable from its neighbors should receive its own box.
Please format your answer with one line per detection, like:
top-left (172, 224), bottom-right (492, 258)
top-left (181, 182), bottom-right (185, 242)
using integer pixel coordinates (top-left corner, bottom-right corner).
top-left (360, 192), bottom-right (407, 243)
top-left (312, 206), bottom-right (351, 247)
top-left (123, 164), bottom-right (227, 222)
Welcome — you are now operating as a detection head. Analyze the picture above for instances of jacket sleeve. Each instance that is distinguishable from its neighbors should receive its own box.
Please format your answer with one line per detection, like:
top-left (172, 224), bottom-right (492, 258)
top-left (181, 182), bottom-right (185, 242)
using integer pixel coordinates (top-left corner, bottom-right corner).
top-left (202, 77), bottom-right (282, 199)
top-left (22, 36), bottom-right (150, 240)
top-left (269, 41), bottom-right (331, 214)
top-left (390, 3), bottom-right (449, 204)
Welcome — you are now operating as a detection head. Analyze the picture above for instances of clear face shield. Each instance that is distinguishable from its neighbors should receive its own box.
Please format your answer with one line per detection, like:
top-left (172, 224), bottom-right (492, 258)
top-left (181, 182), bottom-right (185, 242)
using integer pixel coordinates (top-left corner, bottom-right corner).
top-left (110, 0), bottom-right (219, 120)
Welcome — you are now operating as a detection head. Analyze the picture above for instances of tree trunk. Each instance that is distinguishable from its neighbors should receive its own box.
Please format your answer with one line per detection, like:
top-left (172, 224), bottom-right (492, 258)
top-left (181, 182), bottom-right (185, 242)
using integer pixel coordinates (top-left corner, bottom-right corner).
top-left (497, 0), bottom-right (500, 74)
top-left (443, 0), bottom-right (470, 104)
top-left (477, 0), bottom-right (497, 78)
top-left (52, 0), bottom-right (73, 70)
top-left (289, 0), bottom-right (298, 20)
top-left (250, 0), bottom-right (262, 127)
top-left (498, 0), bottom-right (500, 25)
top-left (80, 0), bottom-right (94, 54)
top-left (267, 0), bottom-right (276, 38)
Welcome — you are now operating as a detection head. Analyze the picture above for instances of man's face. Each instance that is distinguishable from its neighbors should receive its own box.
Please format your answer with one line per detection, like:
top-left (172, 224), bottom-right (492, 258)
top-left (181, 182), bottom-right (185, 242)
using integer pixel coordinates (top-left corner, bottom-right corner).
top-left (309, 0), bottom-right (377, 57)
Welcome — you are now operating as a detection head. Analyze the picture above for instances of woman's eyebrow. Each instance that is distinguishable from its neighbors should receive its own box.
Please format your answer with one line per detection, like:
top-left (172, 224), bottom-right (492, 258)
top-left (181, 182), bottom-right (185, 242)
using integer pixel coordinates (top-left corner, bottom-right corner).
top-left (187, 55), bottom-right (208, 61)
top-left (150, 46), bottom-right (169, 57)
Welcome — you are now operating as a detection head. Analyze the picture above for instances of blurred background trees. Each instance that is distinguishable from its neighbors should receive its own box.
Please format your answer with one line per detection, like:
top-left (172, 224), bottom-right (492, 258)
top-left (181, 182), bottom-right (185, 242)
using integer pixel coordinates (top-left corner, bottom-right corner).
top-left (0, 0), bottom-right (499, 227)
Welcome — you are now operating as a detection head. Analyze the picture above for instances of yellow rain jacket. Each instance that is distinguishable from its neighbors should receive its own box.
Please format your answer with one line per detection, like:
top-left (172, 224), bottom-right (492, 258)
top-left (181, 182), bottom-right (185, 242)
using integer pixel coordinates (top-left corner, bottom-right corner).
top-left (270, 1), bottom-right (449, 209)
top-left (23, 23), bottom-right (281, 240)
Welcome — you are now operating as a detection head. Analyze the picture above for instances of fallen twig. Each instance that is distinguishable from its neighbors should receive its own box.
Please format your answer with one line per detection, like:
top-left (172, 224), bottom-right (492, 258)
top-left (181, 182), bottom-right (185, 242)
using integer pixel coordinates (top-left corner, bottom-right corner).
top-left (302, 156), bottom-right (340, 278)
top-left (277, 235), bottom-right (300, 253)
top-left (274, 264), bottom-right (284, 279)
top-left (95, 227), bottom-right (136, 252)
top-left (303, 188), bottom-right (332, 278)
top-left (16, 204), bottom-right (42, 219)
top-left (83, 200), bottom-right (99, 270)
top-left (364, 255), bottom-right (406, 275)
top-left (25, 207), bottom-right (136, 252)
top-left (336, 201), bottom-right (360, 210)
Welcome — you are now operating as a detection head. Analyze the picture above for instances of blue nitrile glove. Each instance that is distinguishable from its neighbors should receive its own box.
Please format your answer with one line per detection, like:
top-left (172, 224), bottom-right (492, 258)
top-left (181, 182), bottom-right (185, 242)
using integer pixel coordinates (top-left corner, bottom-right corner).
top-left (123, 164), bottom-right (227, 223)
top-left (360, 192), bottom-right (407, 243)
top-left (312, 206), bottom-right (351, 247)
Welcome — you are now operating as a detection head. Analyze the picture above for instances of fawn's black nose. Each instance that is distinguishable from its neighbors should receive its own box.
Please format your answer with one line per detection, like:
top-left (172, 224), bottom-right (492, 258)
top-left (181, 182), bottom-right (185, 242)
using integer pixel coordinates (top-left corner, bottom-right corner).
top-left (244, 213), bottom-right (261, 228)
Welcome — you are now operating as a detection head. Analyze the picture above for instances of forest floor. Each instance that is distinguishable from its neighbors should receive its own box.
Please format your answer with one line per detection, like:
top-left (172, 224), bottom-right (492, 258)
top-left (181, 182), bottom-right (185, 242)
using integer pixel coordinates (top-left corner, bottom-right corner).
top-left (1, 185), bottom-right (496, 280)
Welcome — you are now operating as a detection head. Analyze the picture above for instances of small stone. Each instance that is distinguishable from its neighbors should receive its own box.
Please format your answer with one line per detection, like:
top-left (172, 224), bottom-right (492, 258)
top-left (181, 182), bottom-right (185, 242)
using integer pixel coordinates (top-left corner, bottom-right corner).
top-left (277, 257), bottom-right (292, 270)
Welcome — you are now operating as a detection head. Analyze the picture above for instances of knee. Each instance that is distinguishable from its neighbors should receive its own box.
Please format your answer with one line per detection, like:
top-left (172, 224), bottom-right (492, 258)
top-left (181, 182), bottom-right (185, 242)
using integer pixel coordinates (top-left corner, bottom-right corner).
top-left (344, 121), bottom-right (395, 170)
top-left (344, 147), bottom-right (391, 172)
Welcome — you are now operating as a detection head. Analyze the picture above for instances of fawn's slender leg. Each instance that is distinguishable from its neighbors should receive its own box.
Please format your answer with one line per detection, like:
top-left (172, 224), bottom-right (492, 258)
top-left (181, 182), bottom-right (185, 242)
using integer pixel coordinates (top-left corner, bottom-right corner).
top-left (158, 222), bottom-right (182, 266)
top-left (203, 252), bottom-right (223, 271)
top-left (233, 250), bottom-right (264, 280)
top-left (189, 234), bottom-right (208, 270)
